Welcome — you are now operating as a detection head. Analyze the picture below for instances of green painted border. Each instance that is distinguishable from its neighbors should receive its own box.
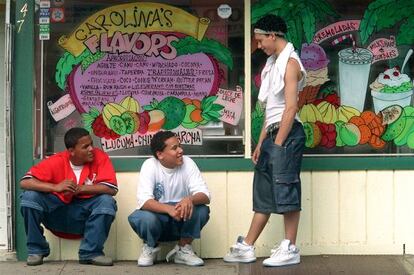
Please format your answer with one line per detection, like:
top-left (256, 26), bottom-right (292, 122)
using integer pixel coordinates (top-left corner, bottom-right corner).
top-left (14, 0), bottom-right (34, 260)
top-left (111, 156), bottom-right (414, 172)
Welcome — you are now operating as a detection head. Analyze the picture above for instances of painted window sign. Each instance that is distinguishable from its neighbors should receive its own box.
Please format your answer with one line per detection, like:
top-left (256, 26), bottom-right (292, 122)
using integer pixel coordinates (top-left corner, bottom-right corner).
top-left (251, 0), bottom-right (414, 154)
top-left (52, 2), bottom-right (242, 153)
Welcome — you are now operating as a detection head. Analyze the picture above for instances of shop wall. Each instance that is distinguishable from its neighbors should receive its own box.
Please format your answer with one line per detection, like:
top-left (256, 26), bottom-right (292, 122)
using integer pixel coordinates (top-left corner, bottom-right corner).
top-left (39, 170), bottom-right (414, 261)
top-left (0, 9), bottom-right (7, 248)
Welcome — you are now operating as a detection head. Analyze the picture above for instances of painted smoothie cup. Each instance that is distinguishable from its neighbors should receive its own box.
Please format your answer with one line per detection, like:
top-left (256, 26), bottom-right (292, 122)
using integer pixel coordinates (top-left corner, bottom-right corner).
top-left (338, 47), bottom-right (373, 112)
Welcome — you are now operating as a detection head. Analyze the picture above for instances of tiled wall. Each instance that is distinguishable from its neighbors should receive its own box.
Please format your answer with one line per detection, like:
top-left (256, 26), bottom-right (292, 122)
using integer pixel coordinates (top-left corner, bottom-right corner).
top-left (43, 170), bottom-right (414, 260)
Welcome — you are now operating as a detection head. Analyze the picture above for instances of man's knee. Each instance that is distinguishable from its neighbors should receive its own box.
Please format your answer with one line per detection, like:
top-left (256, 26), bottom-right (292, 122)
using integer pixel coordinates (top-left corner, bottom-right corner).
top-left (20, 191), bottom-right (47, 211)
top-left (21, 190), bottom-right (43, 202)
top-left (192, 205), bottom-right (210, 223)
top-left (91, 194), bottom-right (117, 216)
top-left (128, 210), bottom-right (160, 231)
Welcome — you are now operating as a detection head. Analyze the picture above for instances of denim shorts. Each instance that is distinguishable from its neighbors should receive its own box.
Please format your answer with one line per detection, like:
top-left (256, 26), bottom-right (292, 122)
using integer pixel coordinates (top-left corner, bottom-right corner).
top-left (253, 121), bottom-right (306, 214)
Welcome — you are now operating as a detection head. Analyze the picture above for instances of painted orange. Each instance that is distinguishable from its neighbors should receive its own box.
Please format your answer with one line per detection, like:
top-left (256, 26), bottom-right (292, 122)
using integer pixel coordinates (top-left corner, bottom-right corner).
top-left (349, 116), bottom-right (365, 126)
top-left (358, 124), bottom-right (372, 145)
top-left (182, 98), bottom-right (193, 105)
top-left (369, 134), bottom-right (386, 149)
top-left (192, 99), bottom-right (201, 109)
top-left (190, 109), bottom-right (203, 123)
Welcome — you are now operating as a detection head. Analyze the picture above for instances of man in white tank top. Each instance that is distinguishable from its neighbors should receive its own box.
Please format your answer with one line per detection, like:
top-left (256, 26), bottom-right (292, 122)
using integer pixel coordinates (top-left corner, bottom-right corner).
top-left (224, 14), bottom-right (306, 267)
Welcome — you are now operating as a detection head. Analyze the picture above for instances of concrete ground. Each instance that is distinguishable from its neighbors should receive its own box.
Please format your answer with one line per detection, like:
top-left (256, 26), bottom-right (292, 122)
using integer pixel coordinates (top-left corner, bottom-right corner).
top-left (1, 255), bottom-right (414, 275)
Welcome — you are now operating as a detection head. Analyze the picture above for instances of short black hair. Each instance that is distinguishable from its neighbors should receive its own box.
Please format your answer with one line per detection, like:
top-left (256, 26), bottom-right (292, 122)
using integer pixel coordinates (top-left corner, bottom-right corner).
top-left (253, 14), bottom-right (287, 37)
top-left (150, 131), bottom-right (176, 159)
top-left (64, 127), bottom-right (90, 149)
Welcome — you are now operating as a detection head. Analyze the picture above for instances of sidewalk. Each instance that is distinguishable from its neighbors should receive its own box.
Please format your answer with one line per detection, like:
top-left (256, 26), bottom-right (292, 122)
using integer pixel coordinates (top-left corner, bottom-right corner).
top-left (0, 255), bottom-right (413, 275)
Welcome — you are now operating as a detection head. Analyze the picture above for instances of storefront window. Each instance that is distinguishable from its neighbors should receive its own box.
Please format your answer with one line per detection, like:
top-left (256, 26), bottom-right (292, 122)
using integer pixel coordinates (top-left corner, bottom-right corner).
top-left (250, 0), bottom-right (414, 156)
top-left (34, 0), bottom-right (245, 158)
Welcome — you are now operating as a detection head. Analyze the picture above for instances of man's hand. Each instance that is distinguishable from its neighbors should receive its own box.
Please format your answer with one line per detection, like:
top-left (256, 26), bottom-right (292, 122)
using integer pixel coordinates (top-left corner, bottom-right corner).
top-left (54, 179), bottom-right (78, 193)
top-left (166, 204), bottom-right (182, 221)
top-left (252, 144), bottom-right (261, 164)
top-left (175, 197), bottom-right (193, 221)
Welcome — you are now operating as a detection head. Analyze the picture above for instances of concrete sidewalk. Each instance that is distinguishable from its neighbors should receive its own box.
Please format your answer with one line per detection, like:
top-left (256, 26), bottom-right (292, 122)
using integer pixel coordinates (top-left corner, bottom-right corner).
top-left (1, 255), bottom-right (414, 275)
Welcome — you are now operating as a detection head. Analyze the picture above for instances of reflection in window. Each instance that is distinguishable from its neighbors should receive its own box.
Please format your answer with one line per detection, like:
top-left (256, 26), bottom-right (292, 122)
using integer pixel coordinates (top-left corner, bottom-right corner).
top-left (34, 1), bottom-right (245, 158)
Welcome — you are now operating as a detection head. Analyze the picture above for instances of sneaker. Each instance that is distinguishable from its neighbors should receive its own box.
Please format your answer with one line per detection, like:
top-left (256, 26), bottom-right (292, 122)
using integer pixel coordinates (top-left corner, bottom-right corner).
top-left (166, 244), bottom-right (204, 266)
top-left (223, 236), bottom-right (256, 263)
top-left (79, 255), bottom-right (113, 266)
top-left (262, 239), bottom-right (300, 267)
top-left (27, 254), bottom-right (45, 266)
top-left (138, 244), bottom-right (161, 266)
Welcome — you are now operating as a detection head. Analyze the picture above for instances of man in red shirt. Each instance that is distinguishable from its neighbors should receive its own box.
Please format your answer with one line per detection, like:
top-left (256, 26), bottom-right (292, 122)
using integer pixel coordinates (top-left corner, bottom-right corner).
top-left (20, 127), bottom-right (118, 266)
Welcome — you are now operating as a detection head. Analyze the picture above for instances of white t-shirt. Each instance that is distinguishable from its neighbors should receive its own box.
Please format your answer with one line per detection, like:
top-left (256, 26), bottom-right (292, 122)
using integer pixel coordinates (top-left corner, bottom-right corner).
top-left (136, 156), bottom-right (211, 209)
top-left (70, 161), bottom-right (84, 184)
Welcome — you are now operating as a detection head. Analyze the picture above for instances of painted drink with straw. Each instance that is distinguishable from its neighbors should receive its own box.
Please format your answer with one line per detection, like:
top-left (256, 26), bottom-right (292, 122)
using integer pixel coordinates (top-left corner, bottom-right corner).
top-left (336, 34), bottom-right (373, 112)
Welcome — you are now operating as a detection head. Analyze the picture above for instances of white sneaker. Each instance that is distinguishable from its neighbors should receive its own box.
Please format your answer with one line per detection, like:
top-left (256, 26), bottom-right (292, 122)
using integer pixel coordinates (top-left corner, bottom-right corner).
top-left (138, 244), bottom-right (161, 266)
top-left (166, 244), bottom-right (204, 266)
top-left (262, 239), bottom-right (300, 267)
top-left (223, 236), bottom-right (256, 263)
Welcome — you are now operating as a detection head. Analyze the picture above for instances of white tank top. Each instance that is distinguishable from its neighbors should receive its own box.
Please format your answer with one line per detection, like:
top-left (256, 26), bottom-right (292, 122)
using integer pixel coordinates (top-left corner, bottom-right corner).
top-left (265, 54), bottom-right (306, 129)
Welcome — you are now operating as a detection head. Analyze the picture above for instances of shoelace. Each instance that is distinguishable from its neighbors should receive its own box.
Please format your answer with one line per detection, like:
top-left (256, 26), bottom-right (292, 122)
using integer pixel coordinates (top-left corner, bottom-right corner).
top-left (165, 246), bottom-right (179, 262)
top-left (181, 246), bottom-right (196, 256)
top-left (143, 246), bottom-right (156, 256)
top-left (270, 246), bottom-right (284, 257)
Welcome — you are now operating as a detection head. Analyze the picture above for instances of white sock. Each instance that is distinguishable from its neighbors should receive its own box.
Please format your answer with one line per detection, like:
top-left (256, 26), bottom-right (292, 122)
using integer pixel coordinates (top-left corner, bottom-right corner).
top-left (242, 240), bottom-right (252, 247)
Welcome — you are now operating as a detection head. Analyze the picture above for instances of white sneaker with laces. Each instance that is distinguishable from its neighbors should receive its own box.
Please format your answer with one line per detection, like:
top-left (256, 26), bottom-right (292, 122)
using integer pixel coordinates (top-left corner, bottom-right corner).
top-left (223, 236), bottom-right (256, 263)
top-left (138, 244), bottom-right (161, 266)
top-left (166, 244), bottom-right (204, 266)
top-left (262, 239), bottom-right (300, 267)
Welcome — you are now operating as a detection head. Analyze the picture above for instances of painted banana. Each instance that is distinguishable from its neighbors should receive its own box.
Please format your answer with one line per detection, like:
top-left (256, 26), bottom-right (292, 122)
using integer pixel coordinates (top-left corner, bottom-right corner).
top-left (102, 102), bottom-right (127, 129)
top-left (120, 96), bottom-right (140, 113)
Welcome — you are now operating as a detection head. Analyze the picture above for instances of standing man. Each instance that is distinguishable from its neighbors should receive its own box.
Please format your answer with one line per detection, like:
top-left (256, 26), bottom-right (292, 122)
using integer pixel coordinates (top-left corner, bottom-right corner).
top-left (20, 127), bottom-right (118, 266)
top-left (128, 131), bottom-right (210, 267)
top-left (224, 14), bottom-right (306, 267)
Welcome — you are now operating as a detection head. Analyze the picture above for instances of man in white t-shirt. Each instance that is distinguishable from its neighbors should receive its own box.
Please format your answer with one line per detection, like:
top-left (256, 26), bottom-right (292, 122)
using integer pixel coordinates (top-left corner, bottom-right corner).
top-left (128, 130), bottom-right (210, 267)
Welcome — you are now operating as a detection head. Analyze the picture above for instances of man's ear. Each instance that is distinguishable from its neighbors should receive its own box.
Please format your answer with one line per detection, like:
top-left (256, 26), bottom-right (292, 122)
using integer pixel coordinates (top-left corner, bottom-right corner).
top-left (68, 147), bottom-right (75, 156)
top-left (156, 150), bottom-right (163, 160)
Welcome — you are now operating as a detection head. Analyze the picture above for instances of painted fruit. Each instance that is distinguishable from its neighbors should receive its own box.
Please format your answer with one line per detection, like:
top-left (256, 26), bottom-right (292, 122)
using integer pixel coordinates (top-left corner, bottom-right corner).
top-left (157, 97), bottom-right (186, 130)
top-left (148, 110), bottom-right (165, 132)
top-left (381, 105), bottom-right (403, 125)
top-left (406, 132), bottom-right (414, 149)
top-left (182, 104), bottom-right (199, 129)
top-left (102, 103), bottom-right (127, 129)
top-left (109, 115), bottom-right (127, 135)
top-left (394, 106), bottom-right (414, 146)
top-left (382, 109), bottom-right (407, 141)
top-left (121, 111), bottom-right (140, 134)
top-left (138, 111), bottom-right (150, 134)
top-left (335, 121), bottom-right (345, 147)
top-left (303, 122), bottom-right (322, 148)
top-left (339, 123), bottom-right (360, 146)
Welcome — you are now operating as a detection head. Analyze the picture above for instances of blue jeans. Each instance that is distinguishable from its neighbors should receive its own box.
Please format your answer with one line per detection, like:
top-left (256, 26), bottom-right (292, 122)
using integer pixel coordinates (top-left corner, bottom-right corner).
top-left (20, 190), bottom-right (117, 260)
top-left (253, 121), bottom-right (306, 214)
top-left (128, 205), bottom-right (210, 247)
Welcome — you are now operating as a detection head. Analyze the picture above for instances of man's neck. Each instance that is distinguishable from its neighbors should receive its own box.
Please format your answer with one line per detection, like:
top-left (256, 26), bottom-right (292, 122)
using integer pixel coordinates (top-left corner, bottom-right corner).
top-left (274, 40), bottom-right (288, 56)
top-left (69, 157), bottom-right (84, 166)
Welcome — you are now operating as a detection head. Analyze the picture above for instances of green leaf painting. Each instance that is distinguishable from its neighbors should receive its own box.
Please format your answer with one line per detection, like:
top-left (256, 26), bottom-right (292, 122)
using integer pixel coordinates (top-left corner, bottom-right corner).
top-left (171, 37), bottom-right (233, 70)
top-left (252, 0), bottom-right (338, 49)
top-left (359, 0), bottom-right (414, 45)
top-left (397, 19), bottom-right (414, 45)
top-left (55, 49), bottom-right (93, 90)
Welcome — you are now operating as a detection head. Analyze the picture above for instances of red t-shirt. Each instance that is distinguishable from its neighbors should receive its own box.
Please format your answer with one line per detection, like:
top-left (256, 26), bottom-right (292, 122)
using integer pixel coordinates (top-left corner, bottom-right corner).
top-left (22, 148), bottom-right (117, 239)
top-left (23, 148), bottom-right (118, 204)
